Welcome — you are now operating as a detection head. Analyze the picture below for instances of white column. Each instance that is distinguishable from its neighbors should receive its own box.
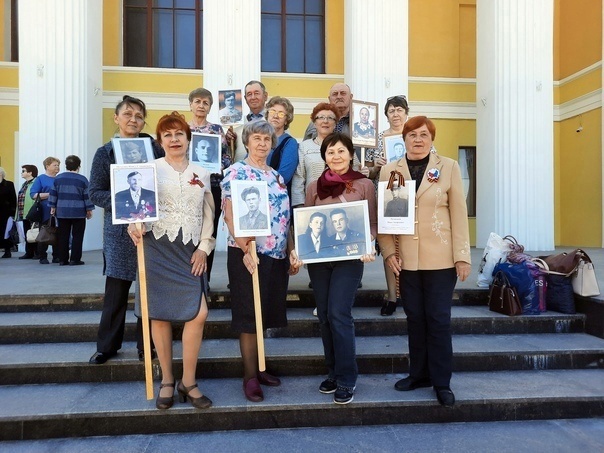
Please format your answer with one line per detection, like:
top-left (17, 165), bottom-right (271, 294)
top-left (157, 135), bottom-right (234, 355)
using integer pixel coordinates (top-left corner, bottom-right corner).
top-left (204, 0), bottom-right (261, 123)
top-left (476, 0), bottom-right (554, 251)
top-left (18, 0), bottom-right (104, 250)
top-left (344, 0), bottom-right (409, 109)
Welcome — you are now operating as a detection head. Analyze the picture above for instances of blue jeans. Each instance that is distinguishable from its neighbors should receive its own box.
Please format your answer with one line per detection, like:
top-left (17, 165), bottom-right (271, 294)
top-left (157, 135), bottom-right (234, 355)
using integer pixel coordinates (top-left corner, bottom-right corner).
top-left (308, 259), bottom-right (363, 388)
top-left (400, 268), bottom-right (457, 388)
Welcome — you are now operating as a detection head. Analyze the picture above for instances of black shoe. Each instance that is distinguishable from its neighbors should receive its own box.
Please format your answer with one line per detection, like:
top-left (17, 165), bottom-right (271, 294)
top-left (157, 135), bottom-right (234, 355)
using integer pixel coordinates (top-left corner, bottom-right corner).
top-left (19, 254), bottom-right (34, 260)
top-left (357, 281), bottom-right (362, 289)
top-left (435, 387), bottom-right (455, 407)
top-left (308, 281), bottom-right (313, 289)
top-left (1, 251), bottom-right (11, 258)
top-left (89, 351), bottom-right (116, 364)
top-left (59, 262), bottom-right (70, 266)
top-left (380, 300), bottom-right (397, 316)
top-left (51, 258), bottom-right (61, 264)
top-left (394, 376), bottom-right (432, 391)
top-left (319, 378), bottom-right (337, 394)
top-left (138, 349), bottom-right (157, 361)
top-left (39, 258), bottom-right (50, 264)
top-left (333, 385), bottom-right (355, 405)
top-left (69, 261), bottom-right (85, 266)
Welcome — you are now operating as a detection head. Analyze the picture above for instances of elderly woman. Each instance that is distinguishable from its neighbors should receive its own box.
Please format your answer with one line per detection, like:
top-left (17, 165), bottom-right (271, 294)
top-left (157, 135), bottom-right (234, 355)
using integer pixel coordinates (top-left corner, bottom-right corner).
top-left (221, 120), bottom-right (296, 403)
top-left (0, 167), bottom-right (17, 258)
top-left (49, 155), bottom-right (94, 266)
top-left (366, 95), bottom-right (410, 316)
top-left (89, 95), bottom-right (164, 365)
top-left (352, 106), bottom-right (375, 139)
top-left (378, 116), bottom-right (471, 407)
top-left (264, 96), bottom-right (298, 191)
top-left (291, 132), bottom-right (377, 405)
top-left (15, 165), bottom-right (38, 259)
top-left (188, 87), bottom-right (232, 287)
top-left (30, 157), bottom-right (60, 264)
top-left (129, 112), bottom-right (215, 410)
top-left (291, 103), bottom-right (362, 208)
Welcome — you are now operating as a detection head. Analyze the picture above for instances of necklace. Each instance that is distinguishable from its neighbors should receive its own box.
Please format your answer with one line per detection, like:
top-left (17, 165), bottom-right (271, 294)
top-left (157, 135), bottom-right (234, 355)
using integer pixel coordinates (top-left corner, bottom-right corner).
top-left (245, 157), bottom-right (269, 171)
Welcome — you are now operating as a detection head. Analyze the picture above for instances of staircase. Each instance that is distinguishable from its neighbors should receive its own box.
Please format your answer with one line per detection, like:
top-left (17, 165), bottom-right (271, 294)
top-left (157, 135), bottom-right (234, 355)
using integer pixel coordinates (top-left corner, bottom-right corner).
top-left (1, 289), bottom-right (604, 441)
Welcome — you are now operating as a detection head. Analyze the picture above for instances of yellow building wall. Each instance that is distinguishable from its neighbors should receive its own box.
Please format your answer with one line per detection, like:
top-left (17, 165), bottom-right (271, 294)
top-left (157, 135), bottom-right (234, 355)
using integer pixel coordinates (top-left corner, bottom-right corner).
top-left (409, 0), bottom-right (476, 78)
top-left (103, 0), bottom-right (121, 67)
top-left (0, 105), bottom-right (19, 180)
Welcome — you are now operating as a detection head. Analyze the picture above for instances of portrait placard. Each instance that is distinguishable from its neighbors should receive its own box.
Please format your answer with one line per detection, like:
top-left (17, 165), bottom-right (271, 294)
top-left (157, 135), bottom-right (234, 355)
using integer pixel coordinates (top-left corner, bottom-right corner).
top-left (350, 100), bottom-right (378, 149)
top-left (384, 135), bottom-right (406, 163)
top-left (218, 89), bottom-right (244, 125)
top-left (112, 137), bottom-right (155, 165)
top-left (110, 163), bottom-right (159, 225)
top-left (231, 180), bottom-right (271, 238)
top-left (377, 180), bottom-right (416, 234)
top-left (189, 133), bottom-right (221, 174)
top-left (294, 200), bottom-right (371, 264)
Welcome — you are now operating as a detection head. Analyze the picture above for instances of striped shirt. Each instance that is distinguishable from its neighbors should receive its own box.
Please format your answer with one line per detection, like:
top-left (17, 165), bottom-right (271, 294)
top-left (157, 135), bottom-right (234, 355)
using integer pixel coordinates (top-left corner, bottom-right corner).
top-left (49, 172), bottom-right (94, 218)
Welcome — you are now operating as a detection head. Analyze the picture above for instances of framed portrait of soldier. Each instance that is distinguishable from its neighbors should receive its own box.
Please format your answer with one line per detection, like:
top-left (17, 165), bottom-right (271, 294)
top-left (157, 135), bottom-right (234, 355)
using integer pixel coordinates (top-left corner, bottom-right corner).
top-left (231, 180), bottom-right (271, 237)
top-left (350, 100), bottom-right (378, 149)
top-left (218, 89), bottom-right (244, 125)
top-left (112, 137), bottom-right (154, 165)
top-left (377, 180), bottom-right (416, 234)
top-left (384, 135), bottom-right (406, 162)
top-left (294, 200), bottom-right (371, 264)
top-left (189, 133), bottom-right (221, 174)
top-left (110, 163), bottom-right (159, 225)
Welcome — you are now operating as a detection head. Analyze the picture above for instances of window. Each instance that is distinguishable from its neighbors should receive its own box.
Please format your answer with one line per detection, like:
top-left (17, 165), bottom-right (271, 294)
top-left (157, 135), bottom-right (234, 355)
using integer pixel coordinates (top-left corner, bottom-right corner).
top-left (10, 0), bottom-right (18, 62)
top-left (261, 0), bottom-right (325, 74)
top-left (458, 147), bottom-right (476, 217)
top-left (124, 0), bottom-right (203, 69)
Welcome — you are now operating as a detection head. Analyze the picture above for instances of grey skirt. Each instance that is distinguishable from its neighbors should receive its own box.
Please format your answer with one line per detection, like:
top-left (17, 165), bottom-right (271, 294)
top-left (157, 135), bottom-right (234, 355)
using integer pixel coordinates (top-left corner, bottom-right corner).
top-left (135, 229), bottom-right (208, 322)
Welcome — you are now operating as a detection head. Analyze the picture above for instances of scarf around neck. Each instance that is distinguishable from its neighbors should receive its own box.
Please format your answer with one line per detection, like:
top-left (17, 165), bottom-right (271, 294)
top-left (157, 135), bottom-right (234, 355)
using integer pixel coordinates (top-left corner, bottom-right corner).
top-left (316, 168), bottom-right (366, 200)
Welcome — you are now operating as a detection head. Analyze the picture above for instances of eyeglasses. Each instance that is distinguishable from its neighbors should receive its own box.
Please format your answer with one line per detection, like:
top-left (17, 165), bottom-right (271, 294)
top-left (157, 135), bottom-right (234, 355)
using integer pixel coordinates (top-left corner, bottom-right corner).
top-left (268, 109), bottom-right (286, 119)
top-left (387, 95), bottom-right (407, 102)
top-left (21, 169), bottom-right (27, 173)
top-left (315, 115), bottom-right (337, 122)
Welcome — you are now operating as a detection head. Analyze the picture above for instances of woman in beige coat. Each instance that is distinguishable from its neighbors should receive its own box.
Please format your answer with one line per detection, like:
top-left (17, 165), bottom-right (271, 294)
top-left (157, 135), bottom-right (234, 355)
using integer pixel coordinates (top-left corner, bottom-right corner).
top-left (377, 116), bottom-right (471, 407)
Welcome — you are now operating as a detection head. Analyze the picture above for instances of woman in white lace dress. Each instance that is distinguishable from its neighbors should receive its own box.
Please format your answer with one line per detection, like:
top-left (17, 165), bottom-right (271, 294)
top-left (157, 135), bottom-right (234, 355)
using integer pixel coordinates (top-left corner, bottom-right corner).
top-left (129, 112), bottom-right (215, 411)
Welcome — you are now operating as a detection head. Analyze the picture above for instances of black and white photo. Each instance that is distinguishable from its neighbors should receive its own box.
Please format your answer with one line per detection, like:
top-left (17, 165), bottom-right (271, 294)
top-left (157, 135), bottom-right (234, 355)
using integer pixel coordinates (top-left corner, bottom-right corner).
top-left (218, 89), bottom-right (243, 125)
top-left (110, 163), bottom-right (159, 224)
top-left (351, 100), bottom-right (378, 148)
top-left (189, 132), bottom-right (221, 174)
top-left (230, 180), bottom-right (271, 237)
top-left (384, 135), bottom-right (406, 162)
top-left (294, 200), bottom-right (371, 264)
top-left (112, 137), bottom-right (154, 165)
top-left (377, 180), bottom-right (416, 234)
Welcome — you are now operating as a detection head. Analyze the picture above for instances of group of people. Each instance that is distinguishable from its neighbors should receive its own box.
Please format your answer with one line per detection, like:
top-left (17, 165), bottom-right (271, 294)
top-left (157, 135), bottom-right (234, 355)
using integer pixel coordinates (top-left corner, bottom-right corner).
top-left (3, 79), bottom-right (471, 411)
top-left (0, 156), bottom-right (94, 266)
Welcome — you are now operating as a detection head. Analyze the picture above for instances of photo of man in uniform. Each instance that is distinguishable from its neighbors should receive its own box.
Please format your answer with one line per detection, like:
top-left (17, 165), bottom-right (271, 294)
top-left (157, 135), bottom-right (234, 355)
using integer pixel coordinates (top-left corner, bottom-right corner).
top-left (389, 142), bottom-right (405, 162)
top-left (327, 208), bottom-right (366, 256)
top-left (219, 90), bottom-right (243, 124)
top-left (121, 140), bottom-right (148, 164)
top-left (384, 183), bottom-right (408, 217)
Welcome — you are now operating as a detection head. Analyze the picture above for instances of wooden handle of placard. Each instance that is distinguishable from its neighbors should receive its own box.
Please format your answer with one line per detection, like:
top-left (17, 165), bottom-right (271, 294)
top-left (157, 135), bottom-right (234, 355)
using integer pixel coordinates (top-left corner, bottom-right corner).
top-left (136, 222), bottom-right (154, 400)
top-left (249, 241), bottom-right (266, 372)
top-left (361, 147), bottom-right (366, 168)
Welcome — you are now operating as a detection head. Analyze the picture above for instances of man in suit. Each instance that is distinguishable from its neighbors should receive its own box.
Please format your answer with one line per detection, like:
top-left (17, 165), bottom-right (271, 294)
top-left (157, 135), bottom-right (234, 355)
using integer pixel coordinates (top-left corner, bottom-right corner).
top-left (384, 183), bottom-right (408, 217)
top-left (114, 171), bottom-right (156, 220)
top-left (239, 186), bottom-right (268, 230)
top-left (328, 208), bottom-right (366, 256)
top-left (390, 142), bottom-right (405, 162)
top-left (297, 212), bottom-right (331, 260)
top-left (218, 90), bottom-right (242, 125)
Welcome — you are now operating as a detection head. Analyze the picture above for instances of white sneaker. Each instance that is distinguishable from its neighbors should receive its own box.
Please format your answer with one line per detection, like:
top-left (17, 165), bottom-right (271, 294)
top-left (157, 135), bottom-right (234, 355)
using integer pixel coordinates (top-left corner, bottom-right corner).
top-left (313, 307), bottom-right (317, 316)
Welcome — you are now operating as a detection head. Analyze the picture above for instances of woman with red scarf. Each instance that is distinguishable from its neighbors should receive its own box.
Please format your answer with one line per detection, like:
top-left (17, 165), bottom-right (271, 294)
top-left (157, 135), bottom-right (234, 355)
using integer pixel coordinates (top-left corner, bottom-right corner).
top-left (291, 132), bottom-right (376, 405)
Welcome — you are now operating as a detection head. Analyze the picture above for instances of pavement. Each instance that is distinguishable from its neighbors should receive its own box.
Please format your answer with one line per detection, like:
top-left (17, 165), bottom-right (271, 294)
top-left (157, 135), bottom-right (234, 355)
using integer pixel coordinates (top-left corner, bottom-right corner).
top-left (1, 246), bottom-right (604, 299)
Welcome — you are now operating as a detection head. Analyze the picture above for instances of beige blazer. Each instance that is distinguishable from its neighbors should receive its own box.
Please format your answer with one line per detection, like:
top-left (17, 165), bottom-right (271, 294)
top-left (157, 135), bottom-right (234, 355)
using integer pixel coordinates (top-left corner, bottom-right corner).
top-left (377, 152), bottom-right (471, 270)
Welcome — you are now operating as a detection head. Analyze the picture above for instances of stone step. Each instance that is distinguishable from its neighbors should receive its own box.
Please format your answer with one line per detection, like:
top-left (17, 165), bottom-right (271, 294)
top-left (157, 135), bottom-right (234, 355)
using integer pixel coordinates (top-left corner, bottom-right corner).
top-left (0, 289), bottom-right (488, 313)
top-left (1, 369), bottom-right (604, 441)
top-left (0, 306), bottom-right (586, 344)
top-left (1, 333), bottom-right (603, 385)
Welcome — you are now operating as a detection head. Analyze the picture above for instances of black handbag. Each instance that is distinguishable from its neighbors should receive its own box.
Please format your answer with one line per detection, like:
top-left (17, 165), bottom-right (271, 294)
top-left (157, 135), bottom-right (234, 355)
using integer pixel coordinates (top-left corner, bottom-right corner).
top-left (36, 216), bottom-right (57, 246)
top-left (489, 270), bottom-right (522, 316)
top-left (25, 194), bottom-right (44, 223)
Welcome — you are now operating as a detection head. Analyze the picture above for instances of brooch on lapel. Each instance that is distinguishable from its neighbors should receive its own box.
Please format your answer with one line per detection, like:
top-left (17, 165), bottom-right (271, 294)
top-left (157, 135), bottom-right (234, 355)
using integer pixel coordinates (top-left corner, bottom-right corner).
top-left (188, 173), bottom-right (205, 188)
top-left (427, 168), bottom-right (440, 183)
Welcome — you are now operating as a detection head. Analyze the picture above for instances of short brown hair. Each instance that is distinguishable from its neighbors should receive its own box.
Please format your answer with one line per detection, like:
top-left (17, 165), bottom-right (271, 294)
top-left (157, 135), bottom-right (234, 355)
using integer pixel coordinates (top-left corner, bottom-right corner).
top-left (156, 111), bottom-right (192, 142)
top-left (265, 96), bottom-right (295, 129)
top-left (188, 87), bottom-right (213, 105)
top-left (43, 157), bottom-right (60, 169)
top-left (402, 116), bottom-right (436, 141)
